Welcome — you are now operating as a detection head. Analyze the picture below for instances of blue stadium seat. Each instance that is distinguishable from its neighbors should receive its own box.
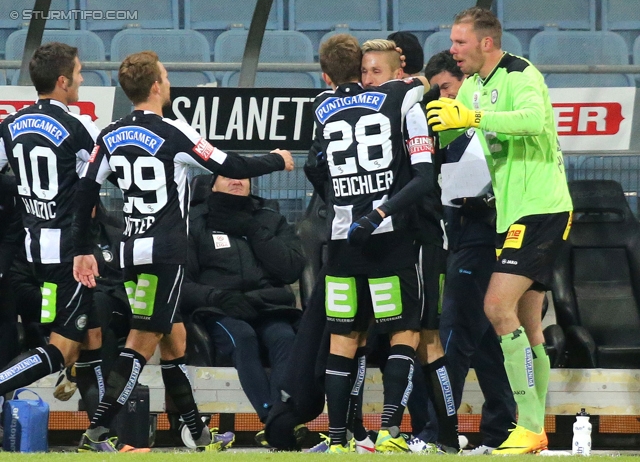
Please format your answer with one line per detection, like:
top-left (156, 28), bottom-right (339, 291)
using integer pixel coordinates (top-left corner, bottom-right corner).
top-left (633, 36), bottom-right (640, 65)
top-left (319, 28), bottom-right (394, 53)
top-left (289, 0), bottom-right (386, 55)
top-left (0, 0), bottom-right (75, 59)
top-left (111, 29), bottom-right (215, 87)
top-left (529, 31), bottom-right (633, 88)
top-left (497, 0), bottom-right (596, 56)
top-left (391, 0), bottom-right (477, 44)
top-left (184, 0), bottom-right (284, 59)
top-left (6, 29), bottom-right (110, 86)
top-left (423, 29), bottom-right (523, 62)
top-left (79, 0), bottom-right (179, 58)
top-left (215, 29), bottom-right (320, 88)
top-left (602, 0), bottom-right (640, 59)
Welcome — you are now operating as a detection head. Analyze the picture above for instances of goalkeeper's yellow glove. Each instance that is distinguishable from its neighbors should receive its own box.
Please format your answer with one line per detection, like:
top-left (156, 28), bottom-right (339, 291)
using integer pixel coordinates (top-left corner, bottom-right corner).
top-left (426, 97), bottom-right (483, 132)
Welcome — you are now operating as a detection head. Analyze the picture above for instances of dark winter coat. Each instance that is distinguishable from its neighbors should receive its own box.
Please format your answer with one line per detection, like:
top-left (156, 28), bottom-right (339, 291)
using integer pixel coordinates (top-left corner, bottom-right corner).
top-left (182, 192), bottom-right (305, 322)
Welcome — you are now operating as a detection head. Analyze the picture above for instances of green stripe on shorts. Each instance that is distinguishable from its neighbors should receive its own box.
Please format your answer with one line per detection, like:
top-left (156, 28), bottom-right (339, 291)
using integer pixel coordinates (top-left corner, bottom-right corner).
top-left (326, 275), bottom-right (357, 318)
top-left (40, 282), bottom-right (57, 324)
top-left (130, 274), bottom-right (158, 318)
top-left (368, 275), bottom-right (402, 319)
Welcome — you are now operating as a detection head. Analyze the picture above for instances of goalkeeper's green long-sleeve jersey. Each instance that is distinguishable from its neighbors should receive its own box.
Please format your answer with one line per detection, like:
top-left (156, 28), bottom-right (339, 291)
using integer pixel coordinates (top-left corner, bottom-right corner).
top-left (456, 52), bottom-right (573, 233)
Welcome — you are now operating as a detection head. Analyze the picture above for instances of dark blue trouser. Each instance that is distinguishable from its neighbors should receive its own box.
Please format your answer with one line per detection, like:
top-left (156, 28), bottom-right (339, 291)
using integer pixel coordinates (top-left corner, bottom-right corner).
top-left (205, 316), bottom-right (296, 422)
top-left (440, 245), bottom-right (516, 448)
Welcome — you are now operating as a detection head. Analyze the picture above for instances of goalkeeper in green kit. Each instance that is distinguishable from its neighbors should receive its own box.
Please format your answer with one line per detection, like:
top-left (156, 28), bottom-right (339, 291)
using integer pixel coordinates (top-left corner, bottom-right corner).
top-left (426, 7), bottom-right (573, 455)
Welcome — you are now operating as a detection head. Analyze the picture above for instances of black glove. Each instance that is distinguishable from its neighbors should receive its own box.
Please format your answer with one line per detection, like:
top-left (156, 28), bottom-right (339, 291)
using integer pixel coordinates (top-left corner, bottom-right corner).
top-left (347, 209), bottom-right (384, 247)
top-left (209, 290), bottom-right (259, 322)
top-left (422, 83), bottom-right (440, 104)
top-left (451, 193), bottom-right (495, 219)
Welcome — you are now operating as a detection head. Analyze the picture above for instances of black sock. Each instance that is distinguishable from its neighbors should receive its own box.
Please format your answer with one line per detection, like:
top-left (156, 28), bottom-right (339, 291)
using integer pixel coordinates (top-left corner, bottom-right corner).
top-left (75, 349), bottom-right (104, 420)
top-left (325, 353), bottom-right (355, 446)
top-left (381, 344), bottom-right (415, 433)
top-left (161, 357), bottom-right (205, 440)
top-left (89, 348), bottom-right (146, 433)
top-left (348, 348), bottom-right (368, 441)
top-left (424, 357), bottom-right (459, 449)
top-left (0, 345), bottom-right (64, 396)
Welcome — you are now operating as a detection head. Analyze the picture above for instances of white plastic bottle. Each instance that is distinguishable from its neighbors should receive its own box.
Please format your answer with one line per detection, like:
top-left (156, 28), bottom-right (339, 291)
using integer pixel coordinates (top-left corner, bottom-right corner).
top-left (572, 408), bottom-right (592, 456)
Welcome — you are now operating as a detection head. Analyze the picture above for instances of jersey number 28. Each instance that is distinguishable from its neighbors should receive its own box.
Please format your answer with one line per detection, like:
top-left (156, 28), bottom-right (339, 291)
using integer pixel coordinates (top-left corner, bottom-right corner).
top-left (324, 113), bottom-right (392, 177)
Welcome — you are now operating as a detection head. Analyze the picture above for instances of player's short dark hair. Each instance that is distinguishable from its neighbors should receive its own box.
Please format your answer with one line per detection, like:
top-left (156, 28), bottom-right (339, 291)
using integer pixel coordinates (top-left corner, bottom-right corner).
top-left (29, 42), bottom-right (78, 94)
top-left (119, 51), bottom-right (162, 105)
top-left (454, 7), bottom-right (502, 49)
top-left (424, 50), bottom-right (464, 81)
top-left (319, 34), bottom-right (362, 86)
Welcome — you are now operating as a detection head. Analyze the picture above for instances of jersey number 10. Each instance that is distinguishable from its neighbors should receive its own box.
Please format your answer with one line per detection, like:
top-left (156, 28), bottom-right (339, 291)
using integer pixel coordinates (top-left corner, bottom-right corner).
top-left (13, 143), bottom-right (58, 199)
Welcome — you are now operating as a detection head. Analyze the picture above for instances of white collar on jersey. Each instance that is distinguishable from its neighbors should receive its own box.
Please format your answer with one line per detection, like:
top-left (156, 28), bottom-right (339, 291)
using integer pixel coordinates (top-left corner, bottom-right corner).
top-left (37, 98), bottom-right (70, 113)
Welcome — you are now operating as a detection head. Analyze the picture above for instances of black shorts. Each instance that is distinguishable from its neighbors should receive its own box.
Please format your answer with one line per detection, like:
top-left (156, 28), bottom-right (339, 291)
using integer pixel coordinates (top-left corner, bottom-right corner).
top-left (495, 211), bottom-right (572, 290)
top-left (122, 264), bottom-right (184, 335)
top-left (324, 266), bottom-right (422, 335)
top-left (419, 243), bottom-right (448, 330)
top-left (33, 263), bottom-right (98, 343)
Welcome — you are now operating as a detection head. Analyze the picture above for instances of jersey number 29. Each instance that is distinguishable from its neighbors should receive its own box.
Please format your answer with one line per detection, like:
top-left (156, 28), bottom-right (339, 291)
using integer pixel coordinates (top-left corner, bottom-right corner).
top-left (109, 156), bottom-right (168, 214)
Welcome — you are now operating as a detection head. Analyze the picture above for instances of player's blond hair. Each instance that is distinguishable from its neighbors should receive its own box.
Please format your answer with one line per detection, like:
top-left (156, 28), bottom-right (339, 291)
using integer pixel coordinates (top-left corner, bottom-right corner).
top-left (361, 38), bottom-right (396, 54)
top-left (361, 39), bottom-right (401, 70)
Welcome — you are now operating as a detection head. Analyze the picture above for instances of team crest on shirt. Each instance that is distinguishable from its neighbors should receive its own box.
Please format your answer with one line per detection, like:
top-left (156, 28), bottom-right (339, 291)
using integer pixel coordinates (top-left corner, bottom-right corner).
top-left (472, 91), bottom-right (480, 110)
top-left (102, 249), bottom-right (113, 262)
top-left (76, 314), bottom-right (88, 330)
top-left (491, 89), bottom-right (498, 104)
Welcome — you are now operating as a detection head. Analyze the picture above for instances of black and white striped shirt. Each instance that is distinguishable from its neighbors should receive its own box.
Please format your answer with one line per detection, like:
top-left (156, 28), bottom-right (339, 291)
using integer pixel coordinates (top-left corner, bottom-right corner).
top-left (78, 110), bottom-right (284, 267)
top-left (0, 99), bottom-right (99, 264)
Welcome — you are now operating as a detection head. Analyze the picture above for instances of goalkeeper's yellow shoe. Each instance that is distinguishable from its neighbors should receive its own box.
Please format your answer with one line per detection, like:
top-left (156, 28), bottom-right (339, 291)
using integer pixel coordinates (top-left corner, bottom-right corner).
top-left (374, 429), bottom-right (410, 453)
top-left (492, 425), bottom-right (548, 454)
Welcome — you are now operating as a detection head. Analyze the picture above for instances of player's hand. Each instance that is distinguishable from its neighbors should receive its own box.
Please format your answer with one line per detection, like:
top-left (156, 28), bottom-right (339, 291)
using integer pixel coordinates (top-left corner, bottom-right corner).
top-left (347, 209), bottom-right (385, 247)
top-left (423, 84), bottom-right (440, 104)
top-left (271, 149), bottom-right (294, 171)
top-left (73, 255), bottom-right (99, 288)
top-left (395, 46), bottom-right (406, 69)
top-left (426, 97), bottom-right (483, 132)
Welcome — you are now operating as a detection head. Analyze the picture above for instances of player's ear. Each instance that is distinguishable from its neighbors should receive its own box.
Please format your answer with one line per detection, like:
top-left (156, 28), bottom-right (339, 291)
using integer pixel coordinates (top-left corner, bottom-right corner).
top-left (482, 36), bottom-right (494, 51)
top-left (57, 75), bottom-right (67, 90)
top-left (321, 72), bottom-right (333, 87)
top-left (151, 79), bottom-right (161, 95)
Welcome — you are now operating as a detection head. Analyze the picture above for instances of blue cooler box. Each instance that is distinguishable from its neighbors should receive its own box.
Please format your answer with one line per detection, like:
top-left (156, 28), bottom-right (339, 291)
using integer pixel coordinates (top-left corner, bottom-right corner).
top-left (3, 388), bottom-right (49, 452)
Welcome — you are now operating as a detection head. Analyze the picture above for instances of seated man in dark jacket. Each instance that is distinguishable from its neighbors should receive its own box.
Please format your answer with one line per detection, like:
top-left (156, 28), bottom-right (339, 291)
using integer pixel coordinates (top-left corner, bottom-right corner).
top-left (182, 174), bottom-right (306, 446)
